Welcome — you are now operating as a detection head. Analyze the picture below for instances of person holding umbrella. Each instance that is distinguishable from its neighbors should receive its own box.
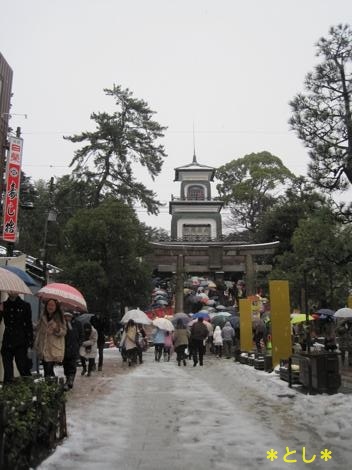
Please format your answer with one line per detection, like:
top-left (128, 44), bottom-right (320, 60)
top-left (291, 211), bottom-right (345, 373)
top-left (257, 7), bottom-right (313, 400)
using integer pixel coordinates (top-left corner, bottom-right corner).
top-left (34, 299), bottom-right (67, 377)
top-left (0, 291), bottom-right (34, 383)
top-left (173, 318), bottom-right (189, 366)
top-left (190, 317), bottom-right (208, 366)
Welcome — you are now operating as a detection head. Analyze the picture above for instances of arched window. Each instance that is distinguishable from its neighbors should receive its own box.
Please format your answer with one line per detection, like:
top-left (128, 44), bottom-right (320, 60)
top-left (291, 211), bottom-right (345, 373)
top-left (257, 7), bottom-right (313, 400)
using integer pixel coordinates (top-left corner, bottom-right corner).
top-left (187, 185), bottom-right (205, 200)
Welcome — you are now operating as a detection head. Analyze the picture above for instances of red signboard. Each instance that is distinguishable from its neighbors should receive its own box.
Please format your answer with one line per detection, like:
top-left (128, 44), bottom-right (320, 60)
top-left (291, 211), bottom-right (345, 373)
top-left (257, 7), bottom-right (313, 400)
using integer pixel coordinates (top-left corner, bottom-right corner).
top-left (2, 137), bottom-right (23, 242)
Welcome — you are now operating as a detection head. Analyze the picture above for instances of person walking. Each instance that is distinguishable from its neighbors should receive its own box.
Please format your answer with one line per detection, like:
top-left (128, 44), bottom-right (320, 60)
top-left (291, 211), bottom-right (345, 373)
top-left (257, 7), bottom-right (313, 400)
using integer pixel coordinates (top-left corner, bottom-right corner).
top-left (79, 322), bottom-right (98, 376)
top-left (62, 312), bottom-right (83, 390)
top-left (90, 312), bottom-right (106, 371)
top-left (0, 292), bottom-right (34, 383)
top-left (190, 317), bottom-right (208, 366)
top-left (136, 324), bottom-right (147, 364)
top-left (123, 319), bottom-right (138, 366)
top-left (213, 325), bottom-right (223, 358)
top-left (173, 319), bottom-right (189, 366)
top-left (336, 321), bottom-right (352, 366)
top-left (153, 327), bottom-right (166, 362)
top-left (163, 331), bottom-right (173, 361)
top-left (34, 299), bottom-right (67, 378)
top-left (221, 321), bottom-right (235, 359)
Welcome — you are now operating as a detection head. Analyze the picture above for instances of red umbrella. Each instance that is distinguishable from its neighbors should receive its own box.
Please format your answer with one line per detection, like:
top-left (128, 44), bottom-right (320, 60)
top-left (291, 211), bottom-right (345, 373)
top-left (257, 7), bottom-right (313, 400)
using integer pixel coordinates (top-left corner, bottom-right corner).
top-left (36, 282), bottom-right (87, 311)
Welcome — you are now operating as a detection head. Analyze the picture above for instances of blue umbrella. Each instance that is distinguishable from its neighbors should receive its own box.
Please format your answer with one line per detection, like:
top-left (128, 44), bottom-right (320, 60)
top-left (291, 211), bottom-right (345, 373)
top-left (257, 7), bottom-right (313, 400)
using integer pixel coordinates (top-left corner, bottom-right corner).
top-left (2, 265), bottom-right (37, 286)
top-left (192, 312), bottom-right (210, 320)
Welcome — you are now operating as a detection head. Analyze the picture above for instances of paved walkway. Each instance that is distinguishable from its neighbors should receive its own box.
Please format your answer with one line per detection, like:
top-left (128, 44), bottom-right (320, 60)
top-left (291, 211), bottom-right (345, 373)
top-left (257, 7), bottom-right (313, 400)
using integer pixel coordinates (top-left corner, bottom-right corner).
top-left (38, 349), bottom-right (351, 470)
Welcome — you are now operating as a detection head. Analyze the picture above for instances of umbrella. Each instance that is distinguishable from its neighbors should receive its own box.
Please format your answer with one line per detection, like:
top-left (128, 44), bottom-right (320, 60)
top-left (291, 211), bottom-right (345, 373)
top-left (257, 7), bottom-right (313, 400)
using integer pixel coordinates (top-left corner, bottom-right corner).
top-left (212, 311), bottom-right (231, 318)
top-left (120, 308), bottom-right (152, 325)
top-left (152, 317), bottom-right (174, 331)
top-left (215, 304), bottom-right (227, 310)
top-left (316, 308), bottom-right (335, 317)
top-left (75, 313), bottom-right (94, 324)
top-left (334, 308), bottom-right (352, 318)
top-left (208, 281), bottom-right (217, 289)
top-left (291, 314), bottom-right (314, 324)
top-left (0, 266), bottom-right (32, 295)
top-left (211, 315), bottom-right (230, 328)
top-left (171, 312), bottom-right (192, 326)
top-left (2, 265), bottom-right (37, 286)
top-left (36, 282), bottom-right (87, 311)
top-left (192, 312), bottom-right (210, 320)
top-left (229, 315), bottom-right (240, 329)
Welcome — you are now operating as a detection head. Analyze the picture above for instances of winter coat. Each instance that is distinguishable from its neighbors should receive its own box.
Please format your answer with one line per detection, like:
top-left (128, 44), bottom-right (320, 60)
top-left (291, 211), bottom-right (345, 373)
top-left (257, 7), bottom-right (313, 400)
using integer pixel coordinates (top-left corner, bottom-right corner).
top-left (153, 328), bottom-right (166, 345)
top-left (124, 325), bottom-right (138, 351)
top-left (0, 297), bottom-right (33, 350)
top-left (336, 323), bottom-right (352, 352)
top-left (173, 328), bottom-right (189, 348)
top-left (79, 326), bottom-right (98, 359)
top-left (190, 321), bottom-right (208, 341)
top-left (64, 318), bottom-right (84, 359)
top-left (222, 322), bottom-right (235, 341)
top-left (213, 326), bottom-right (223, 346)
top-left (90, 315), bottom-right (106, 347)
top-left (34, 312), bottom-right (67, 362)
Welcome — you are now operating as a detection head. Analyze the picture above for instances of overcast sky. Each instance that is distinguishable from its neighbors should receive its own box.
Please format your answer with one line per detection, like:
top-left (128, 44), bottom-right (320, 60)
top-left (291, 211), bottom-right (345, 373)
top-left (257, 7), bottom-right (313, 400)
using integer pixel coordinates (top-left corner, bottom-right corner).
top-left (1, 0), bottom-right (352, 232)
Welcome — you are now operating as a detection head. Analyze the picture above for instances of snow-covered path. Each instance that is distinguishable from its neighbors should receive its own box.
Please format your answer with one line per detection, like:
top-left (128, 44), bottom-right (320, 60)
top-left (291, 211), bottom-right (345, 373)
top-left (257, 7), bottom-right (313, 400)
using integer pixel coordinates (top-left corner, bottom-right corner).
top-left (38, 349), bottom-right (352, 470)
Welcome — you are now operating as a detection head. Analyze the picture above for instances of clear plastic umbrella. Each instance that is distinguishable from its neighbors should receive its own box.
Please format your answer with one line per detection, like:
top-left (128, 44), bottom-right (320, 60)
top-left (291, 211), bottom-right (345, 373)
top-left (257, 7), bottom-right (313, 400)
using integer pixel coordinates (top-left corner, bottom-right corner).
top-left (121, 308), bottom-right (152, 325)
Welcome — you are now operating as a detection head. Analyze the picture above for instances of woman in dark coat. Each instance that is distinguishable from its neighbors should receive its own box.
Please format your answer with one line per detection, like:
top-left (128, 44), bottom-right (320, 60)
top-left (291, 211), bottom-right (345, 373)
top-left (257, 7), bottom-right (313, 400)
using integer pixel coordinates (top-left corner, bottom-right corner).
top-left (63, 312), bottom-right (83, 390)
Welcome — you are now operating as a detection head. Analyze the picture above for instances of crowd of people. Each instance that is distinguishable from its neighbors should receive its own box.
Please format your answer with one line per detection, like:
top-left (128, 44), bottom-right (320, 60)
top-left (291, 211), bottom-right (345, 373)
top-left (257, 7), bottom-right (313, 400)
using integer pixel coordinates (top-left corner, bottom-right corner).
top-left (118, 316), bottom-right (243, 368)
top-left (0, 291), bottom-right (106, 391)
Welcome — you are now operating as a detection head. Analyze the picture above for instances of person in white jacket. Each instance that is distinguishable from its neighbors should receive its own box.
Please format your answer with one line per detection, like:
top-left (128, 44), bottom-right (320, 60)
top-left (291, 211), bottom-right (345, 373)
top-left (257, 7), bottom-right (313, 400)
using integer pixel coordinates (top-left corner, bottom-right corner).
top-left (213, 325), bottom-right (223, 358)
top-left (79, 322), bottom-right (97, 376)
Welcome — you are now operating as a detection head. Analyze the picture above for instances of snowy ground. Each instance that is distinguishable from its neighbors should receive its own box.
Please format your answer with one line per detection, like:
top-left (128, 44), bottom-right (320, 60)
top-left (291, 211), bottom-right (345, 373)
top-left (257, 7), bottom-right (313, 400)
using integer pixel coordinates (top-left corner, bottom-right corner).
top-left (37, 348), bottom-right (352, 470)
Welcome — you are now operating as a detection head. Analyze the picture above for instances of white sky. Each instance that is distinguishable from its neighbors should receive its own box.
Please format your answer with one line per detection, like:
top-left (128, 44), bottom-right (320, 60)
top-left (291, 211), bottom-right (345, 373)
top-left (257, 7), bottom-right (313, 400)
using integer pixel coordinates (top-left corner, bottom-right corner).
top-left (37, 348), bottom-right (352, 470)
top-left (1, 0), bottom-right (352, 232)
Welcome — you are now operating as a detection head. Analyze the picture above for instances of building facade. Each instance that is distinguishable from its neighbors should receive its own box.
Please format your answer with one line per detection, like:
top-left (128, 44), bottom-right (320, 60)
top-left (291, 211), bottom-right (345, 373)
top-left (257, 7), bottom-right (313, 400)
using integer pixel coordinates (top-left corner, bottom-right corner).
top-left (169, 154), bottom-right (223, 241)
top-left (0, 53), bottom-right (13, 199)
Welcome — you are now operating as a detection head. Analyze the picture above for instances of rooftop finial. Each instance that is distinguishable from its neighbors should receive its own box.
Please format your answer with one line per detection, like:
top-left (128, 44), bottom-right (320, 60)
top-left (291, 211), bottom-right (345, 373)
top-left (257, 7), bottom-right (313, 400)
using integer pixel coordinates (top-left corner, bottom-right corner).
top-left (192, 122), bottom-right (197, 163)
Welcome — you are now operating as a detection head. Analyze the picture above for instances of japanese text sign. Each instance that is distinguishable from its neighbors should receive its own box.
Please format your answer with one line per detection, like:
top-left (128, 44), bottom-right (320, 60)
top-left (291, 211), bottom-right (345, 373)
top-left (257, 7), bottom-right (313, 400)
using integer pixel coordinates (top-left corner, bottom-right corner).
top-left (2, 137), bottom-right (23, 242)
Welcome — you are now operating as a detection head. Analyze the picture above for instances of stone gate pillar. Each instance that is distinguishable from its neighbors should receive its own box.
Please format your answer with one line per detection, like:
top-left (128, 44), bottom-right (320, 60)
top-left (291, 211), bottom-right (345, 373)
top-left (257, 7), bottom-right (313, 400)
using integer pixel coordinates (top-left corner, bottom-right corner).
top-left (175, 254), bottom-right (184, 313)
top-left (245, 253), bottom-right (255, 296)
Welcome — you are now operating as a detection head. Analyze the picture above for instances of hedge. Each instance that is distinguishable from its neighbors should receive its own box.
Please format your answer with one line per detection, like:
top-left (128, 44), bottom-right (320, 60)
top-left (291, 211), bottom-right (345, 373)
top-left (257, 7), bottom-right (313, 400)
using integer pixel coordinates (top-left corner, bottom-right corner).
top-left (0, 376), bottom-right (67, 470)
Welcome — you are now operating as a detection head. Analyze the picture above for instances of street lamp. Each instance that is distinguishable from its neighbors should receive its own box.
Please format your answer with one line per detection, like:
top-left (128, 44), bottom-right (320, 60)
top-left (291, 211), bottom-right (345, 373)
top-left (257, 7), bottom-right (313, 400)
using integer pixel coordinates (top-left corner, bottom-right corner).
top-left (41, 208), bottom-right (57, 285)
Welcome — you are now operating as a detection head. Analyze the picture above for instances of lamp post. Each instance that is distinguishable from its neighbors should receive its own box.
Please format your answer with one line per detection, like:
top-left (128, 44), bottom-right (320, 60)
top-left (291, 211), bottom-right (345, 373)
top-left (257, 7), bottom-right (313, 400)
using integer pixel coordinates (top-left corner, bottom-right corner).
top-left (41, 208), bottom-right (57, 285)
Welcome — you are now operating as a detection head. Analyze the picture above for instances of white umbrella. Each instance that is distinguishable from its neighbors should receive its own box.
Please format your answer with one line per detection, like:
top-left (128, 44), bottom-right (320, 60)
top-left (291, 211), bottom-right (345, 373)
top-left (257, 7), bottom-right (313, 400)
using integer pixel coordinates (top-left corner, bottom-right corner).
top-left (152, 317), bottom-right (174, 331)
top-left (121, 308), bottom-right (151, 325)
top-left (334, 307), bottom-right (352, 318)
top-left (0, 266), bottom-right (32, 295)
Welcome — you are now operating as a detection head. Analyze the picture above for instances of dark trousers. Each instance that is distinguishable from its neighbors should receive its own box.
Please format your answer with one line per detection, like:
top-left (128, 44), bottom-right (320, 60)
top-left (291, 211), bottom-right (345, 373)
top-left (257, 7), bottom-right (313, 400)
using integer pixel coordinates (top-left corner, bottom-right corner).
top-left (154, 344), bottom-right (164, 361)
top-left (43, 361), bottom-right (55, 377)
top-left (63, 356), bottom-right (77, 378)
top-left (97, 343), bottom-right (104, 369)
top-left (214, 344), bottom-right (223, 357)
top-left (192, 339), bottom-right (205, 365)
top-left (175, 345), bottom-right (187, 364)
top-left (1, 346), bottom-right (31, 383)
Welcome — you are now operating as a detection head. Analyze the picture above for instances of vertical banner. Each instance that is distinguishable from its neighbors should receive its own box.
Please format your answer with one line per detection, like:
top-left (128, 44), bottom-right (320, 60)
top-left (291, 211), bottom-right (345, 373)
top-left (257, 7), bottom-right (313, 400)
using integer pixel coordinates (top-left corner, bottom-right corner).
top-left (269, 280), bottom-right (292, 367)
top-left (2, 136), bottom-right (23, 242)
top-left (239, 298), bottom-right (253, 351)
